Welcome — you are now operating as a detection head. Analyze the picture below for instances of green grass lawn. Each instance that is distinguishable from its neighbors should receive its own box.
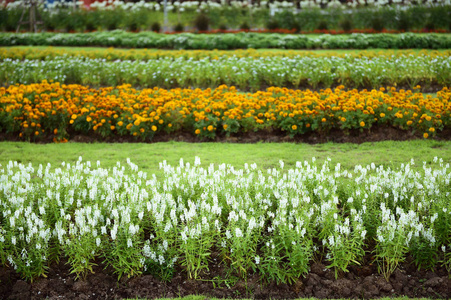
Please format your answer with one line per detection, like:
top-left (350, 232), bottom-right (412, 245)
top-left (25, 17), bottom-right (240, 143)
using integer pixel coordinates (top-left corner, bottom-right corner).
top-left (1, 140), bottom-right (450, 177)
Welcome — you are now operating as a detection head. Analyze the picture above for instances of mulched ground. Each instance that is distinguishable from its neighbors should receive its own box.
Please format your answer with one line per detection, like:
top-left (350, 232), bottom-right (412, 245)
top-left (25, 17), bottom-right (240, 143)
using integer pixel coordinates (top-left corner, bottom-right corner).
top-left (2, 255), bottom-right (450, 300)
top-left (1, 125), bottom-right (451, 144)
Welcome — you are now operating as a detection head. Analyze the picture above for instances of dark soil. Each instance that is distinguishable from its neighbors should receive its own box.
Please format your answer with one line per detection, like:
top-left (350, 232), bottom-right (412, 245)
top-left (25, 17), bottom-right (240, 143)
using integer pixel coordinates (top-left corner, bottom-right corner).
top-left (2, 256), bottom-right (451, 300)
top-left (1, 125), bottom-right (451, 145)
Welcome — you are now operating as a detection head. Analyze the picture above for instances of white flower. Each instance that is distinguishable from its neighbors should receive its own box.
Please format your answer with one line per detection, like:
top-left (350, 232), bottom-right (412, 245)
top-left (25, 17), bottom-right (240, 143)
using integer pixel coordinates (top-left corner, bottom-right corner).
top-left (255, 255), bottom-right (260, 265)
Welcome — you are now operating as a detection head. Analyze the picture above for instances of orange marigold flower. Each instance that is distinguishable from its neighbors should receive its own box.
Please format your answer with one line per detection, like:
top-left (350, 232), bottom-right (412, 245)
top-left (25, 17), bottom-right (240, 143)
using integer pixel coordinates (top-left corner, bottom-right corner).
top-left (110, 125), bottom-right (115, 130)
top-left (207, 125), bottom-right (213, 131)
top-left (360, 121), bottom-right (365, 127)
top-left (86, 117), bottom-right (92, 122)
top-left (151, 125), bottom-right (157, 131)
top-left (429, 127), bottom-right (435, 132)
top-left (195, 129), bottom-right (201, 134)
top-left (53, 128), bottom-right (58, 135)
top-left (223, 124), bottom-right (228, 130)
top-left (292, 125), bottom-right (297, 130)
top-left (423, 133), bottom-right (429, 139)
top-left (380, 113), bottom-right (385, 118)
top-left (117, 121), bottom-right (123, 126)
top-left (321, 118), bottom-right (326, 122)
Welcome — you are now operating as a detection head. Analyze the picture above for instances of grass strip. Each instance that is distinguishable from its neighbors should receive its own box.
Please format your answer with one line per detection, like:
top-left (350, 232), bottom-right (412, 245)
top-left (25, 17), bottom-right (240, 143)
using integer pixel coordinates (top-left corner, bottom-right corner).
top-left (1, 140), bottom-right (450, 177)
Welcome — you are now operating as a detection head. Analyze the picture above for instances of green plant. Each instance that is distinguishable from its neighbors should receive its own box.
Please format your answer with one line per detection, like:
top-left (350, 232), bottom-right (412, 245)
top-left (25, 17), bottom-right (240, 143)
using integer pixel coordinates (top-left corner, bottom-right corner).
top-left (194, 13), bottom-right (210, 31)
top-left (339, 18), bottom-right (353, 33)
top-left (317, 20), bottom-right (328, 30)
top-left (266, 19), bottom-right (279, 30)
top-left (174, 23), bottom-right (184, 32)
top-left (151, 22), bottom-right (161, 33)
top-left (371, 15), bottom-right (384, 32)
top-left (240, 22), bottom-right (250, 31)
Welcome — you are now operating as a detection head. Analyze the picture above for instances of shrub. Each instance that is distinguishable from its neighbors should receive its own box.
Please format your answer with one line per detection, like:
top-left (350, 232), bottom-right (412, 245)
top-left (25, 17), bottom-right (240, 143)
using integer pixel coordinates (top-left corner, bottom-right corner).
top-left (174, 23), bottom-right (184, 32)
top-left (194, 13), bottom-right (210, 31)
top-left (240, 22), bottom-right (250, 30)
top-left (266, 19), bottom-right (279, 30)
top-left (219, 24), bottom-right (227, 31)
top-left (339, 18), bottom-right (353, 33)
top-left (397, 12), bottom-right (410, 32)
top-left (151, 22), bottom-right (161, 33)
top-left (317, 20), bottom-right (328, 30)
top-left (371, 16), bottom-right (384, 32)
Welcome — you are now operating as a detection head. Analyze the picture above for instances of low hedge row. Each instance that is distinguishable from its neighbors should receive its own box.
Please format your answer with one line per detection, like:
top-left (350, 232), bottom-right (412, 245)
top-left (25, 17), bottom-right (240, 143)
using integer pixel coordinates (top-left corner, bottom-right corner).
top-left (1, 32), bottom-right (450, 49)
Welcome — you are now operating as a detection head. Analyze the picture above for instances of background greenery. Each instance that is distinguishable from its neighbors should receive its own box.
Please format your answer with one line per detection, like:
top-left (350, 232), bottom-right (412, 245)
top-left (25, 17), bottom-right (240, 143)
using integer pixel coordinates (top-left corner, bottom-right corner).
top-left (1, 5), bottom-right (451, 33)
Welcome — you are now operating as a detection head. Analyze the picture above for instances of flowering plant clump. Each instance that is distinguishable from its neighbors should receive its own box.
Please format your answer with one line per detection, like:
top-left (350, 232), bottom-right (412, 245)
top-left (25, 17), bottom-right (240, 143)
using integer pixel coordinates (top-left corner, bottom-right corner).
top-left (0, 82), bottom-right (449, 142)
top-left (0, 157), bottom-right (450, 283)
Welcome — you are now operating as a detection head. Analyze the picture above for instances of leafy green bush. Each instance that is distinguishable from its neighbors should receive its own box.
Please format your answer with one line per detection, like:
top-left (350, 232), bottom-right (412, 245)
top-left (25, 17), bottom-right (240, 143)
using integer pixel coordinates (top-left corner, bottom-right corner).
top-left (194, 13), bottom-right (210, 31)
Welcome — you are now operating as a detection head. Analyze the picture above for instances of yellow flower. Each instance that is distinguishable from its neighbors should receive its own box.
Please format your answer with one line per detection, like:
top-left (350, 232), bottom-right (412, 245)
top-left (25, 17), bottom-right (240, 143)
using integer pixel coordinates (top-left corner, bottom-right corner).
top-left (321, 118), bottom-right (326, 122)
top-left (423, 133), bottom-right (429, 138)
top-left (117, 121), bottom-right (123, 126)
top-left (429, 127), bottom-right (435, 132)
top-left (360, 121), bottom-right (365, 127)
top-left (134, 119), bottom-right (141, 126)
top-left (223, 124), bottom-right (228, 130)
top-left (291, 125), bottom-right (297, 130)
top-left (168, 123), bottom-right (172, 128)
top-left (86, 116), bottom-right (92, 122)
top-left (380, 113), bottom-right (385, 118)
top-left (53, 128), bottom-right (58, 135)
top-left (35, 131), bottom-right (39, 136)
top-left (195, 129), bottom-right (201, 135)
top-left (207, 125), bottom-right (213, 131)
top-left (151, 125), bottom-right (157, 131)
top-left (110, 125), bottom-right (115, 130)
top-left (407, 120), bottom-right (413, 125)
top-left (71, 114), bottom-right (77, 120)
top-left (425, 116), bottom-right (432, 121)
top-left (140, 128), bottom-right (145, 133)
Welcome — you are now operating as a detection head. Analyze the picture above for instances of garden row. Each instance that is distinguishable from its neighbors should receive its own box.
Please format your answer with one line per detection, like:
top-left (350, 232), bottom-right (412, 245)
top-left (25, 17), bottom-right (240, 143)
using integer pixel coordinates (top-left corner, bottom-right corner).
top-left (0, 157), bottom-right (450, 283)
top-left (1, 32), bottom-right (451, 49)
top-left (1, 54), bottom-right (450, 90)
top-left (0, 82), bottom-right (449, 142)
top-left (2, 47), bottom-right (448, 61)
top-left (3, 1), bottom-right (451, 33)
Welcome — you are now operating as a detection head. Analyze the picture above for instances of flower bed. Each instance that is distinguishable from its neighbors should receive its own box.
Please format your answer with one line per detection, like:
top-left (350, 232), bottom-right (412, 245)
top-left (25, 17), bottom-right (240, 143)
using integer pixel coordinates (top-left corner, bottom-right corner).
top-left (1, 54), bottom-right (450, 90)
top-left (0, 82), bottom-right (450, 142)
top-left (0, 157), bottom-right (450, 284)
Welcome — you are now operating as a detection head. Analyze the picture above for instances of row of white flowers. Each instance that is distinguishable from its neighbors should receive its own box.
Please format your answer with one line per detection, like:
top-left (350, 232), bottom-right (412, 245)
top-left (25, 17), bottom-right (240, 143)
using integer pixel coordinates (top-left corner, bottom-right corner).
top-left (0, 157), bottom-right (450, 282)
top-left (3, 0), bottom-right (451, 11)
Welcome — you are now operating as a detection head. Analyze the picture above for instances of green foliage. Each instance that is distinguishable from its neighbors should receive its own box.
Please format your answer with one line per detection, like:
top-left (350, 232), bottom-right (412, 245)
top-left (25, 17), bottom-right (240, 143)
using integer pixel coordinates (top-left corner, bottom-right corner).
top-left (339, 18), bottom-right (353, 33)
top-left (194, 13), bottom-right (210, 31)
top-left (151, 22), bottom-right (161, 33)
top-left (1, 32), bottom-right (451, 50)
